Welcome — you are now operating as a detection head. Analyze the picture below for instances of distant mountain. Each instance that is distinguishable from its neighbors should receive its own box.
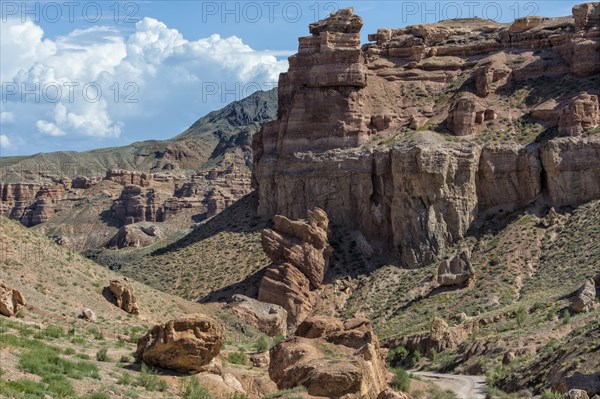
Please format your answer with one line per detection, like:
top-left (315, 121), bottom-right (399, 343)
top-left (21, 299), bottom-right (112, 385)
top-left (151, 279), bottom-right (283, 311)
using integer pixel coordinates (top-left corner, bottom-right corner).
top-left (0, 89), bottom-right (277, 183)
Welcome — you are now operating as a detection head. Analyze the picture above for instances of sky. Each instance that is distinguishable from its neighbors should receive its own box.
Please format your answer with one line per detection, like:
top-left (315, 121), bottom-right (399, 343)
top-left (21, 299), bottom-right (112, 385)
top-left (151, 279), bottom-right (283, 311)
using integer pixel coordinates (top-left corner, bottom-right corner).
top-left (0, 0), bottom-right (583, 156)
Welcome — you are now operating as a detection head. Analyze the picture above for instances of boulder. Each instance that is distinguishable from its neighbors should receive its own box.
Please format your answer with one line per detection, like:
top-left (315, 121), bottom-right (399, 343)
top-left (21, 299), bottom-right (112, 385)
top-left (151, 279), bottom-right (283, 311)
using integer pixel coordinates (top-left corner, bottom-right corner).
top-left (565, 389), bottom-right (590, 399)
top-left (437, 250), bottom-right (475, 286)
top-left (0, 281), bottom-right (25, 317)
top-left (295, 315), bottom-right (344, 339)
top-left (135, 315), bottom-right (224, 374)
top-left (227, 294), bottom-right (287, 337)
top-left (107, 223), bottom-right (163, 249)
top-left (81, 308), bottom-right (97, 322)
top-left (309, 8), bottom-right (363, 35)
top-left (108, 278), bottom-right (140, 314)
top-left (509, 16), bottom-right (546, 32)
top-left (377, 389), bottom-right (413, 399)
top-left (570, 279), bottom-right (597, 313)
top-left (269, 316), bottom-right (389, 399)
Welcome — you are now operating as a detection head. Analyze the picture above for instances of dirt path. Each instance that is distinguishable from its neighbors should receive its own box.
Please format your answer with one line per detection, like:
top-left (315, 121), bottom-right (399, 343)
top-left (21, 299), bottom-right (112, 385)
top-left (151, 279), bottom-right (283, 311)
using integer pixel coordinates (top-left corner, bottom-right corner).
top-left (413, 371), bottom-right (487, 399)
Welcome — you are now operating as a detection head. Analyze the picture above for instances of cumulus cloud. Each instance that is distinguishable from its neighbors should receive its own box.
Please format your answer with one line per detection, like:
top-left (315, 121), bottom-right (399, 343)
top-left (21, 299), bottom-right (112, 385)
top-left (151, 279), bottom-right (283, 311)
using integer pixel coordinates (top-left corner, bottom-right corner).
top-left (0, 16), bottom-right (289, 154)
top-left (0, 134), bottom-right (13, 151)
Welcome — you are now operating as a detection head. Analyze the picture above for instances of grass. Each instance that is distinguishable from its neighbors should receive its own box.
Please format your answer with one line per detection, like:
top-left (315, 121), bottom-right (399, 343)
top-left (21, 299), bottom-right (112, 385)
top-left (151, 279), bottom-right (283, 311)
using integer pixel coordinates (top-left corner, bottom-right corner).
top-left (95, 348), bottom-right (110, 362)
top-left (227, 348), bottom-right (248, 365)
top-left (180, 377), bottom-right (214, 399)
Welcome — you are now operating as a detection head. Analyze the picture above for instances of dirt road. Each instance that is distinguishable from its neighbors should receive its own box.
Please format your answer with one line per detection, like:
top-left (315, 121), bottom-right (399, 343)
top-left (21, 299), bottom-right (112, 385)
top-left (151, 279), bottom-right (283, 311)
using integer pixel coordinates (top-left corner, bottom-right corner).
top-left (413, 371), bottom-right (487, 399)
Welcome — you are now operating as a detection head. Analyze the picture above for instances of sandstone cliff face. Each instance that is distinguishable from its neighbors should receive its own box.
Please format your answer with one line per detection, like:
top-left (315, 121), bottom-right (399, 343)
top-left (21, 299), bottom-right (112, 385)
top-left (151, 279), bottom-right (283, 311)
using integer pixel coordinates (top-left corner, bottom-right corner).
top-left (253, 6), bottom-right (600, 268)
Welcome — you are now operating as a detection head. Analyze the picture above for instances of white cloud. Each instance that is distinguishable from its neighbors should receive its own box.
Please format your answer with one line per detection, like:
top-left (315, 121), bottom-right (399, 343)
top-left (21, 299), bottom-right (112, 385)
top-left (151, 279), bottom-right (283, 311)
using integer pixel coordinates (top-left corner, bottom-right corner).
top-left (0, 17), bottom-right (290, 153)
top-left (0, 112), bottom-right (15, 123)
top-left (0, 134), bottom-right (14, 150)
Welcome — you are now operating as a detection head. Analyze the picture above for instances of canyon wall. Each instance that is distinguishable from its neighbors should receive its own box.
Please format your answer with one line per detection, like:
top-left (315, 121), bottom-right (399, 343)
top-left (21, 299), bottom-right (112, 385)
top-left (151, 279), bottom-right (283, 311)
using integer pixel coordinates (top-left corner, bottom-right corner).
top-left (253, 6), bottom-right (600, 267)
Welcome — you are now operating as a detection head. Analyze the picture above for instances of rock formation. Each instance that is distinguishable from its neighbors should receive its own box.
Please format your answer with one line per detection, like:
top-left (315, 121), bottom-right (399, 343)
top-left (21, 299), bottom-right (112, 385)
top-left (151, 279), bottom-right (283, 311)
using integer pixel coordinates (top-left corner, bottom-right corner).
top-left (570, 278), bottom-right (597, 313)
top-left (227, 294), bottom-right (287, 337)
top-left (108, 279), bottom-right (140, 314)
top-left (107, 223), bottom-right (163, 249)
top-left (81, 308), bottom-right (97, 322)
top-left (135, 315), bottom-right (224, 373)
top-left (258, 208), bottom-right (332, 329)
top-left (559, 93), bottom-right (600, 136)
top-left (269, 316), bottom-right (390, 398)
top-left (0, 281), bottom-right (25, 317)
top-left (105, 169), bottom-right (151, 187)
top-left (253, 6), bottom-right (600, 268)
top-left (437, 250), bottom-right (475, 286)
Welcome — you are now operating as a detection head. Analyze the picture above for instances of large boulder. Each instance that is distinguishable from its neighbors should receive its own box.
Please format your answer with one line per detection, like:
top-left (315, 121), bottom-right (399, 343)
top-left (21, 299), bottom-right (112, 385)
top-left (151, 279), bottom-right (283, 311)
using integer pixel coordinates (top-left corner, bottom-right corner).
top-left (269, 316), bottom-right (389, 399)
top-left (227, 294), bottom-right (287, 337)
top-left (558, 372), bottom-right (600, 398)
top-left (0, 281), bottom-right (25, 317)
top-left (570, 279), bottom-right (597, 313)
top-left (437, 250), bottom-right (475, 286)
top-left (108, 278), bottom-right (140, 314)
top-left (107, 223), bottom-right (163, 249)
top-left (258, 208), bottom-right (332, 329)
top-left (135, 315), bottom-right (224, 373)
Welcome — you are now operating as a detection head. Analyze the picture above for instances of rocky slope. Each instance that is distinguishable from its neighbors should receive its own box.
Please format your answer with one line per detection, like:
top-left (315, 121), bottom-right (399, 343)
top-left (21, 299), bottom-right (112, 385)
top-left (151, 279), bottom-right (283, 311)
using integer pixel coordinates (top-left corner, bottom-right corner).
top-left (253, 6), bottom-right (600, 268)
top-left (0, 90), bottom-right (275, 250)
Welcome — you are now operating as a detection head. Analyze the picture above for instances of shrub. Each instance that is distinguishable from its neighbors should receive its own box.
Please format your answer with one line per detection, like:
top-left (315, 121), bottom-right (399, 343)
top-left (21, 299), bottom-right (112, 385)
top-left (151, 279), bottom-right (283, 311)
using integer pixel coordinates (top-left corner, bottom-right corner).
top-left (541, 389), bottom-right (562, 399)
top-left (562, 310), bottom-right (571, 325)
top-left (254, 335), bottom-right (269, 353)
top-left (64, 347), bottom-right (76, 355)
top-left (228, 348), bottom-right (247, 365)
top-left (180, 377), bottom-right (213, 399)
top-left (390, 368), bottom-right (410, 392)
top-left (427, 385), bottom-right (458, 399)
top-left (96, 348), bottom-right (110, 362)
top-left (138, 363), bottom-right (162, 391)
top-left (387, 346), bottom-right (409, 368)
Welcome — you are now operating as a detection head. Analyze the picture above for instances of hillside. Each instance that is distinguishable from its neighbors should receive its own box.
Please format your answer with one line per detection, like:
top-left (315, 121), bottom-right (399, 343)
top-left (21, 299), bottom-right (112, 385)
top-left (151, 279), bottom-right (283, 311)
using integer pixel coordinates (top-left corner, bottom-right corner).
top-left (0, 89), bottom-right (277, 183)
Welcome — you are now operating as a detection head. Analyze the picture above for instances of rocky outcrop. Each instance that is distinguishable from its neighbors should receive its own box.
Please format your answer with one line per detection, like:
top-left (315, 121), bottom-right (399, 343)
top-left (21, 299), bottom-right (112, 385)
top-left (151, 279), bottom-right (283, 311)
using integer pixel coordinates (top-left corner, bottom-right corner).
top-left (108, 279), bottom-right (140, 314)
top-left (447, 96), bottom-right (479, 136)
top-left (105, 169), bottom-right (151, 187)
top-left (254, 6), bottom-right (600, 269)
top-left (0, 183), bottom-right (66, 227)
top-left (135, 315), bottom-right (224, 373)
top-left (227, 294), bottom-right (287, 337)
top-left (558, 372), bottom-right (600, 398)
top-left (390, 317), bottom-right (480, 355)
top-left (559, 94), bottom-right (600, 136)
top-left (71, 176), bottom-right (100, 189)
top-left (570, 279), bottom-right (597, 313)
top-left (565, 389), bottom-right (591, 399)
top-left (573, 3), bottom-right (600, 29)
top-left (107, 223), bottom-right (162, 249)
top-left (269, 316), bottom-right (389, 398)
top-left (258, 208), bottom-right (332, 328)
top-left (0, 281), bottom-right (25, 317)
top-left (437, 250), bottom-right (475, 286)
top-left (110, 186), bottom-right (164, 225)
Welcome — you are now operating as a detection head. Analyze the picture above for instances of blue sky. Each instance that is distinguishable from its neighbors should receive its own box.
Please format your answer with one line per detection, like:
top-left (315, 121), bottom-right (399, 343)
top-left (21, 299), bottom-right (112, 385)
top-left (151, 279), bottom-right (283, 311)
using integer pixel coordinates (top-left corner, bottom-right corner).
top-left (0, 0), bottom-right (583, 156)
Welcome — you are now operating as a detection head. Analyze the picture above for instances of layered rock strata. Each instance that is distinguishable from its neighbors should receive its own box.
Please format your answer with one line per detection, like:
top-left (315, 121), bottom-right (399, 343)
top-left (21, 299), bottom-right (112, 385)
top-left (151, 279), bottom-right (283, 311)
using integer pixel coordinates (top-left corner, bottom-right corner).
top-left (253, 6), bottom-right (600, 268)
top-left (258, 208), bottom-right (332, 329)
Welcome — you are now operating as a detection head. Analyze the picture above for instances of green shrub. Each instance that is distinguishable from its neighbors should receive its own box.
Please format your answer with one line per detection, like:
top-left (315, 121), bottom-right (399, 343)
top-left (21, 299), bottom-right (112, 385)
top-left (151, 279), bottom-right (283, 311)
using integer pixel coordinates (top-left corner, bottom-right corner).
top-left (387, 346), bottom-right (409, 367)
top-left (562, 310), bottom-right (571, 325)
top-left (427, 385), bottom-right (458, 399)
top-left (254, 335), bottom-right (269, 353)
top-left (64, 347), bottom-right (76, 355)
top-left (541, 389), bottom-right (562, 399)
top-left (228, 348), bottom-right (247, 365)
top-left (390, 368), bottom-right (410, 392)
top-left (180, 377), bottom-right (213, 399)
top-left (82, 393), bottom-right (111, 399)
top-left (96, 348), bottom-right (110, 362)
